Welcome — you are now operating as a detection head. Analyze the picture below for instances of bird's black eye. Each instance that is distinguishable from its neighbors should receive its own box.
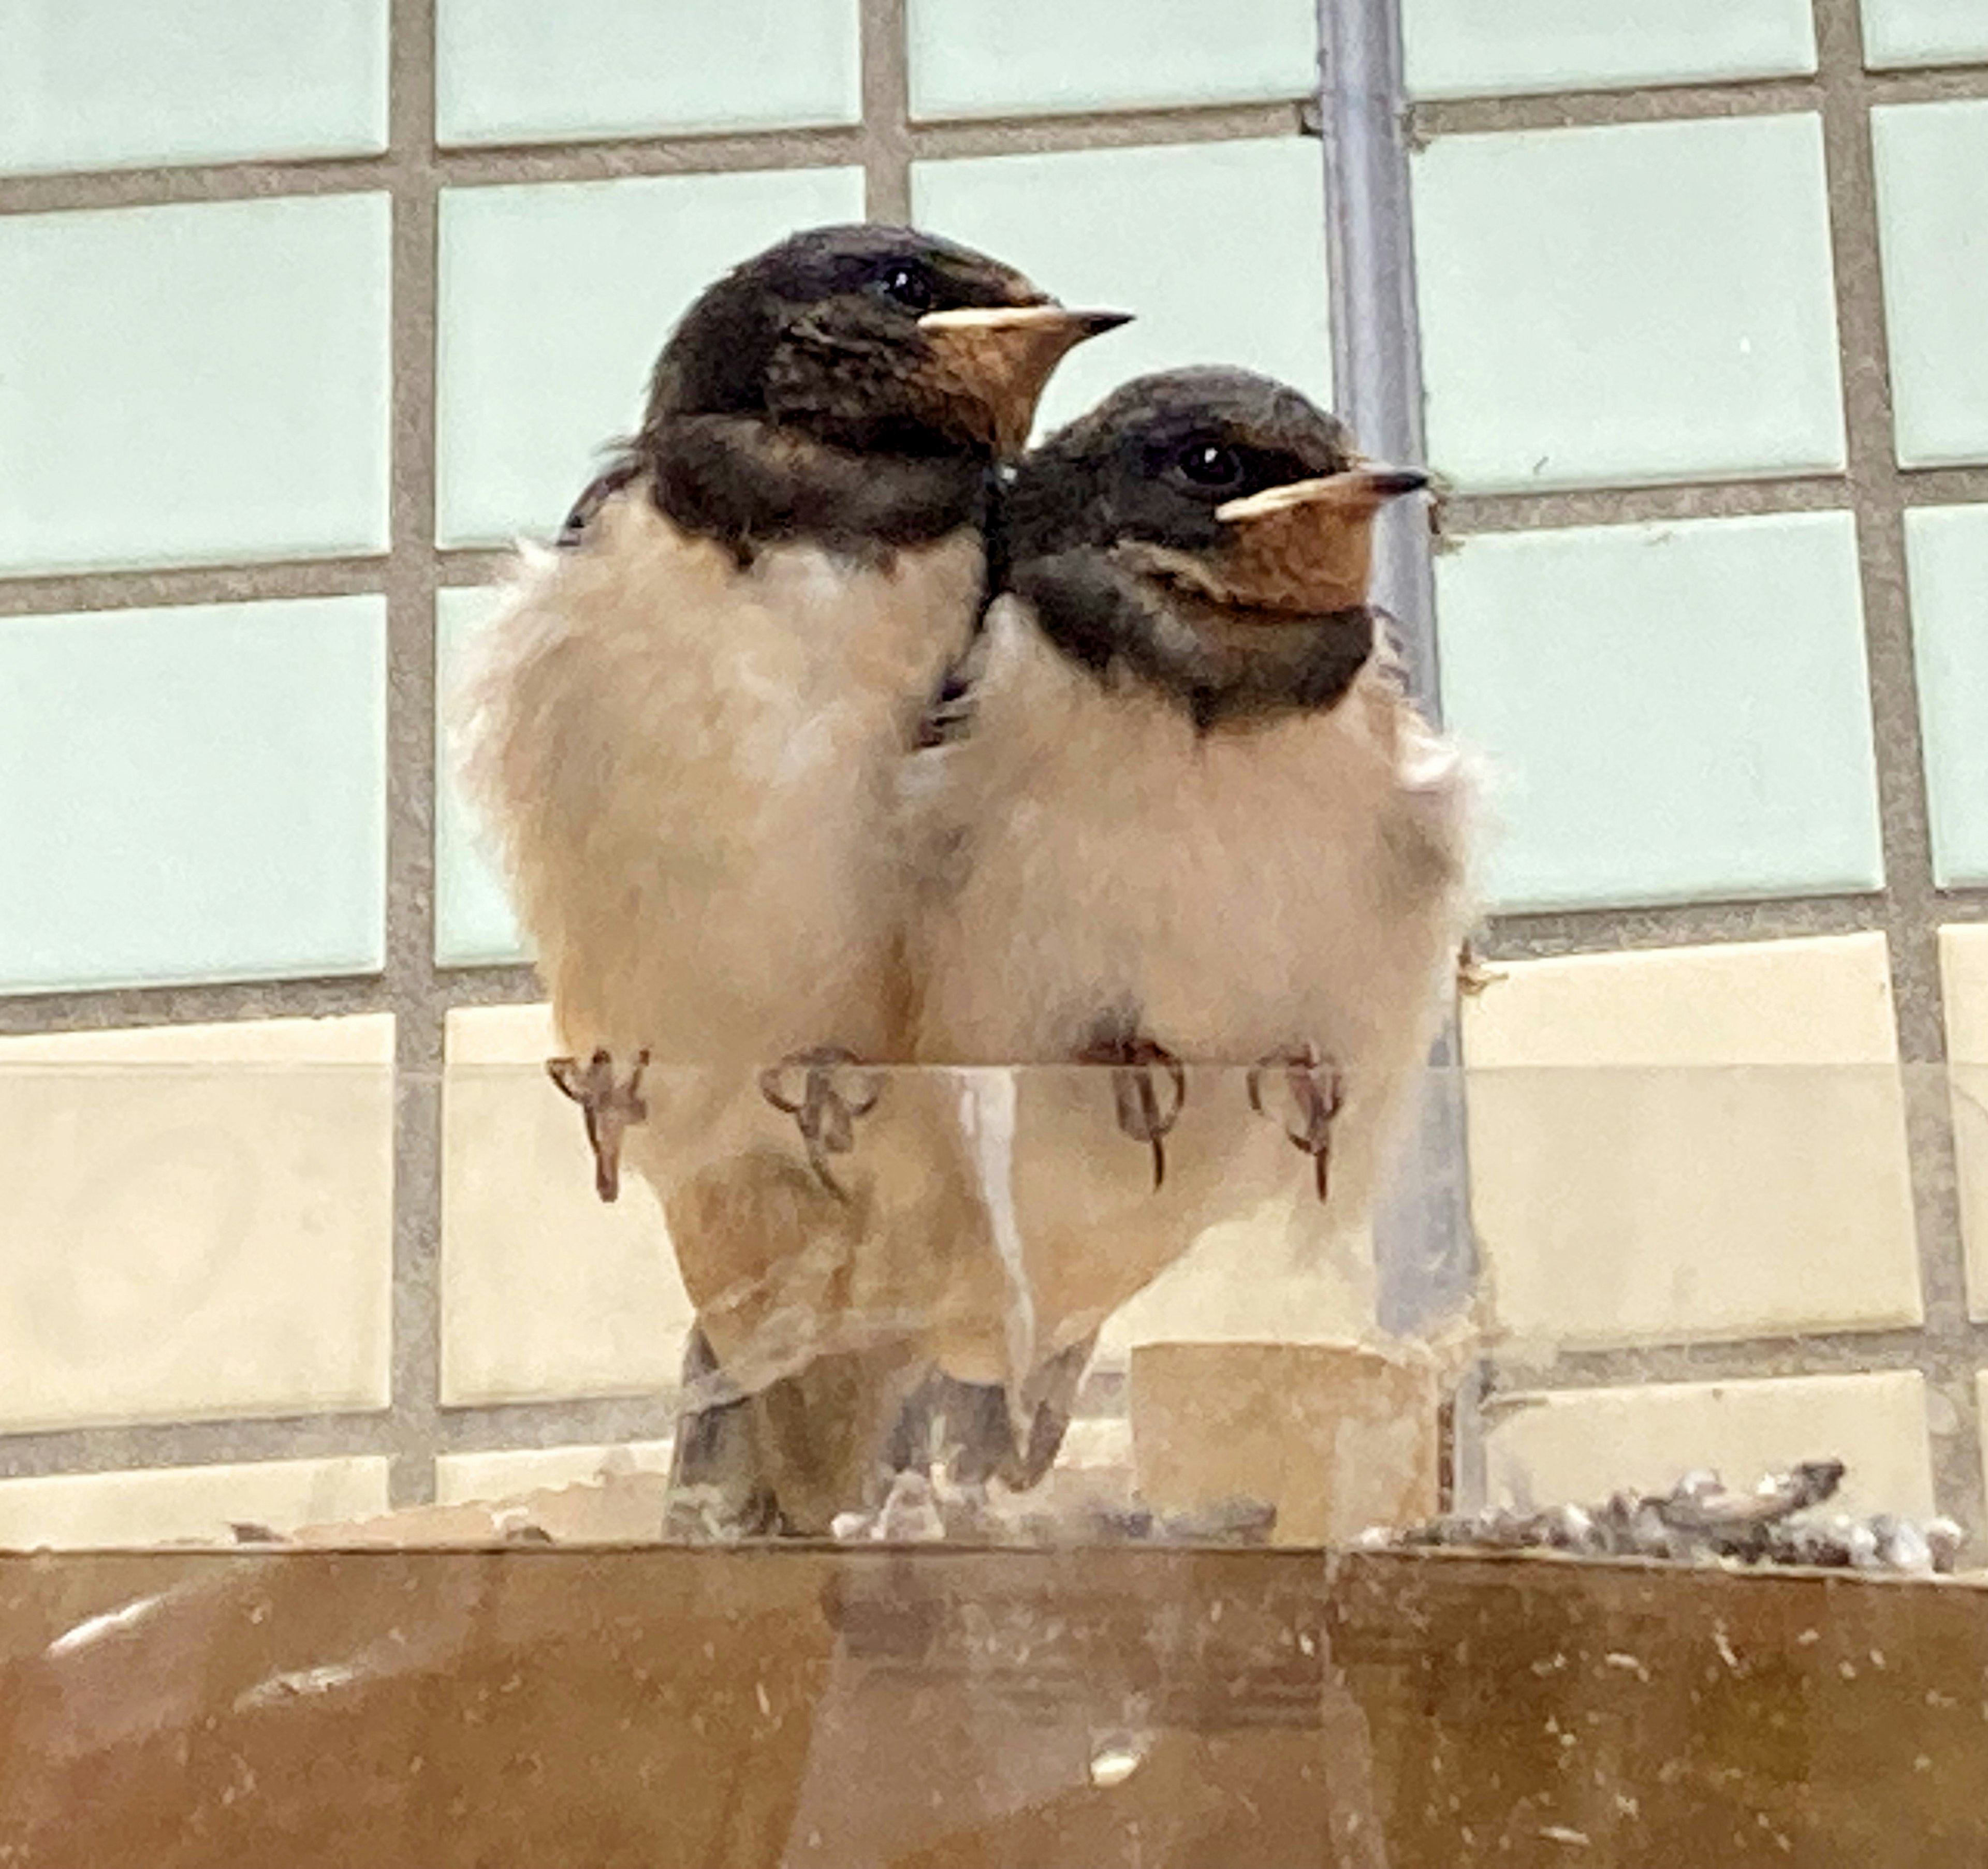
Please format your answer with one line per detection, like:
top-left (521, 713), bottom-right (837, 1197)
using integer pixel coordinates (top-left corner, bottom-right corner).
top-left (1175, 441), bottom-right (1244, 489)
top-left (877, 263), bottom-right (935, 311)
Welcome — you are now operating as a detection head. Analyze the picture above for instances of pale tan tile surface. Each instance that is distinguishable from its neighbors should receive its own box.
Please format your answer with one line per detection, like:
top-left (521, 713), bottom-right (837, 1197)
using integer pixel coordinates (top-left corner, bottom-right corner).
top-left (1485, 1370), bottom-right (1936, 1520)
top-left (0, 1014), bottom-right (394, 1431)
top-left (1464, 932), bottom-right (1902, 1067)
top-left (1976, 1373), bottom-right (1988, 1511)
top-left (1463, 935), bottom-right (1922, 1348)
top-left (1099, 1199), bottom-right (1380, 1363)
top-left (1936, 926), bottom-right (1988, 1317)
top-left (434, 1438), bottom-right (675, 1505)
top-left (440, 1004), bottom-right (693, 1403)
top-left (0, 1455), bottom-right (390, 1550)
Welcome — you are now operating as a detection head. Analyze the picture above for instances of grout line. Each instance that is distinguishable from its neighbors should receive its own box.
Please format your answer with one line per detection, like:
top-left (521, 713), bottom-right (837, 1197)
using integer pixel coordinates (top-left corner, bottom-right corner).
top-left (1812, 0), bottom-right (1947, 1057)
top-left (1411, 77), bottom-right (1824, 139)
top-left (0, 975), bottom-right (391, 1035)
top-left (1476, 898), bottom-right (1988, 969)
top-left (0, 1414), bottom-right (400, 1483)
top-left (433, 129), bottom-right (865, 188)
top-left (0, 964), bottom-right (543, 1037)
top-left (1441, 476), bottom-right (1854, 533)
top-left (0, 154), bottom-right (398, 217)
top-left (1811, 0), bottom-right (1983, 1537)
top-left (910, 101), bottom-right (1305, 161)
top-left (1, 71), bottom-right (1972, 223)
top-left (1869, 65), bottom-right (1988, 105)
top-left (1443, 470), bottom-right (1988, 535)
top-left (13, 458), bottom-right (1988, 622)
top-left (1486, 1328), bottom-right (1943, 1393)
top-left (0, 103), bottom-right (1312, 222)
top-left (1408, 60), bottom-right (1988, 141)
top-left (427, 962), bottom-right (545, 1006)
top-left (383, 0), bottom-right (445, 1511)
top-left (436, 1396), bottom-right (688, 1455)
top-left (13, 463), bottom-right (1988, 624)
top-left (0, 558), bottom-right (388, 617)
top-left (436, 546), bottom-right (522, 587)
top-left (1483, 893), bottom-right (1892, 959)
top-left (858, 0), bottom-right (913, 220)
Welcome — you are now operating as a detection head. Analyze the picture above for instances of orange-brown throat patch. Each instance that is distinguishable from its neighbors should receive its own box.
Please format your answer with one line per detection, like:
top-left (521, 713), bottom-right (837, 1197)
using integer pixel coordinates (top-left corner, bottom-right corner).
top-left (917, 306), bottom-right (1130, 457)
top-left (1203, 470), bottom-right (1412, 614)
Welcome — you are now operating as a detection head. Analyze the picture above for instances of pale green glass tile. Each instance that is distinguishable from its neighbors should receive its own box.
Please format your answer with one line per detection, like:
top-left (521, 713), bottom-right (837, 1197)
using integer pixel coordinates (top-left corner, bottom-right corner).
top-left (907, 0), bottom-right (1315, 120)
top-left (1402, 0), bottom-right (1814, 99)
top-left (911, 139), bottom-right (1329, 438)
top-left (0, 0), bottom-right (386, 174)
top-left (0, 195), bottom-right (391, 573)
top-left (1437, 513), bottom-right (1883, 913)
top-left (1413, 115), bottom-right (1845, 492)
top-left (1872, 101), bottom-right (1988, 468)
top-left (435, 587), bottom-right (531, 967)
top-left (436, 167), bottom-right (866, 546)
top-left (435, 0), bottom-right (859, 144)
top-left (1862, 0), bottom-right (1988, 69)
top-left (0, 598), bottom-right (387, 993)
top-left (1905, 505), bottom-right (1988, 886)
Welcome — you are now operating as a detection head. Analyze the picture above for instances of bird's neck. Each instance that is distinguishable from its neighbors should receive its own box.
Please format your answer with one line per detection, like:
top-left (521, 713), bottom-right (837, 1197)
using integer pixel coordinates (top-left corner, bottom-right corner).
top-left (1012, 549), bottom-right (1376, 732)
top-left (636, 414), bottom-right (993, 566)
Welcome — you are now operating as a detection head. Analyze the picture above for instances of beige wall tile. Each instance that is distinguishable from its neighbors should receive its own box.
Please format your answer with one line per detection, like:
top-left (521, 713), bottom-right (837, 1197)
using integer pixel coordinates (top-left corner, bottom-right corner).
top-left (1464, 931), bottom-right (1901, 1066)
top-left (1937, 927), bottom-right (1988, 1318)
top-left (1485, 1370), bottom-right (1935, 1520)
top-left (441, 1004), bottom-right (693, 1403)
top-left (0, 1015), bottom-right (393, 1431)
top-left (434, 1438), bottom-right (675, 1505)
top-left (1462, 936), bottom-right (1922, 1348)
top-left (0, 1456), bottom-right (389, 1551)
top-left (1977, 1373), bottom-right (1988, 1512)
top-left (1098, 1200), bottom-right (1380, 1363)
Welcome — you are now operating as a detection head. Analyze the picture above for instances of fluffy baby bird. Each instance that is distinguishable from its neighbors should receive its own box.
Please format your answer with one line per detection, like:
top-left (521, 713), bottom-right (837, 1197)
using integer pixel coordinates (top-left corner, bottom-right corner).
top-left (900, 366), bottom-right (1476, 1488)
top-left (460, 225), bottom-right (1127, 1532)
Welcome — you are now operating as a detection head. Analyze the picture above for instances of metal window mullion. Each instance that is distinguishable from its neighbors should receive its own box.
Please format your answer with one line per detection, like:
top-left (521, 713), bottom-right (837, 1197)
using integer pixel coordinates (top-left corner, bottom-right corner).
top-left (1317, 0), bottom-right (1481, 1517)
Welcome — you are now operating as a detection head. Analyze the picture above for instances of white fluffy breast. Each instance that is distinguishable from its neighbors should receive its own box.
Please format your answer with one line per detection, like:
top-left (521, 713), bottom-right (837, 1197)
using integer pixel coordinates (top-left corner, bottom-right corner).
top-left (906, 595), bottom-right (1474, 1072)
top-left (903, 595), bottom-right (1478, 1374)
top-left (456, 491), bottom-right (984, 1066)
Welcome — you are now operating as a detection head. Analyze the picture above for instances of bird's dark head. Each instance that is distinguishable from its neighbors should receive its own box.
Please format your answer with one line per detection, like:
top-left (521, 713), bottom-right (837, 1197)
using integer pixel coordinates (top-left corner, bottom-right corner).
top-left (1007, 366), bottom-right (1427, 613)
top-left (1003, 369), bottom-right (1429, 725)
top-left (646, 224), bottom-right (1130, 463)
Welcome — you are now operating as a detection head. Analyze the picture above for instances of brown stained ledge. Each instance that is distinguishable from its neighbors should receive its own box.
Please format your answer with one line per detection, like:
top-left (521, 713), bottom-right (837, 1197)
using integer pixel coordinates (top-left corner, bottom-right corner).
top-left (1, 1544), bottom-right (1985, 1867)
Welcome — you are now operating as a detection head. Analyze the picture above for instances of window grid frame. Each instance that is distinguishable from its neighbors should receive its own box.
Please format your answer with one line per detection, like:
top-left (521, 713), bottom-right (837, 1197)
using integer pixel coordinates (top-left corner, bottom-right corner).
top-left (0, 0), bottom-right (1983, 1534)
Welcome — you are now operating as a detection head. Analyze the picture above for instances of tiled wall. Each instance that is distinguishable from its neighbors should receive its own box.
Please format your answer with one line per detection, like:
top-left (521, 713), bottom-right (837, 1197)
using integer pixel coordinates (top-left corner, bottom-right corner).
top-left (1411, 0), bottom-right (1988, 1528)
top-left (5, 0), bottom-right (1988, 1544)
top-left (0, 0), bottom-right (1333, 1543)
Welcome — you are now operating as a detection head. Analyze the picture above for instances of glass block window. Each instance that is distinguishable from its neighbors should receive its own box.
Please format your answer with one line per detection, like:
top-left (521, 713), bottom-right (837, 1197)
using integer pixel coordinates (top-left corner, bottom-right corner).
top-left (5, 0), bottom-right (1988, 1547)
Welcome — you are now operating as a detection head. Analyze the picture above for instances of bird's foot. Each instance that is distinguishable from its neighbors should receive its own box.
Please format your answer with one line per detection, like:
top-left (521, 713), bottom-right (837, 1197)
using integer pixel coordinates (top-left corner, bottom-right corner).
top-left (1077, 1026), bottom-right (1187, 1190)
top-left (758, 1047), bottom-right (885, 1198)
top-left (1456, 938), bottom-right (1505, 998)
top-left (546, 1048), bottom-right (650, 1203)
top-left (1247, 1043), bottom-right (1344, 1202)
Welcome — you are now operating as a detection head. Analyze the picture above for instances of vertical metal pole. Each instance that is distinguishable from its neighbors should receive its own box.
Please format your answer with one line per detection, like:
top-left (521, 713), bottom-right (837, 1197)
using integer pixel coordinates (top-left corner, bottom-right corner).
top-left (1316, 0), bottom-right (1479, 1466)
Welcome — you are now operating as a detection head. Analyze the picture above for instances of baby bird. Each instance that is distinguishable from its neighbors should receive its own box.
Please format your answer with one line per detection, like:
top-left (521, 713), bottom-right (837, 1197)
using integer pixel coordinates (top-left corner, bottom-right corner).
top-left (899, 366), bottom-right (1476, 1487)
top-left (460, 224), bottom-right (1127, 1532)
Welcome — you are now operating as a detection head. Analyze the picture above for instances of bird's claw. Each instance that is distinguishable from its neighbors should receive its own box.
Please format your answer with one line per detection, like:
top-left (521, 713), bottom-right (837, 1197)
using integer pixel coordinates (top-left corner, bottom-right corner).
top-left (758, 1047), bottom-right (885, 1197)
top-left (1456, 938), bottom-right (1504, 998)
top-left (1247, 1044), bottom-right (1343, 1202)
top-left (547, 1048), bottom-right (650, 1203)
top-left (1078, 1031), bottom-right (1187, 1189)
